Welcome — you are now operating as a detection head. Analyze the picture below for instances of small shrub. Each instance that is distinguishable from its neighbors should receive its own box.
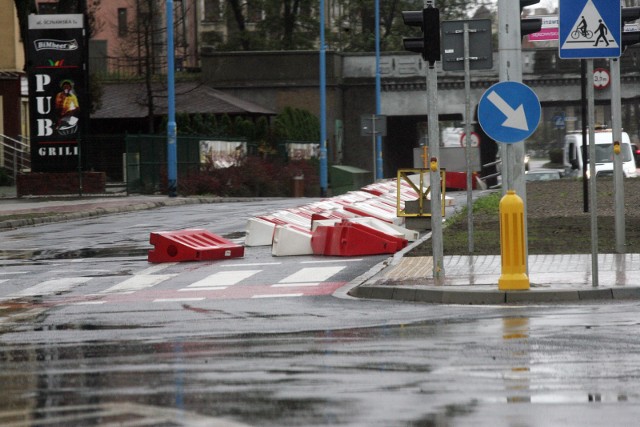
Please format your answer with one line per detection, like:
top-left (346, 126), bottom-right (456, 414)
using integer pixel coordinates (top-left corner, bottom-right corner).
top-left (175, 156), bottom-right (320, 197)
top-left (472, 192), bottom-right (501, 215)
top-left (178, 174), bottom-right (223, 196)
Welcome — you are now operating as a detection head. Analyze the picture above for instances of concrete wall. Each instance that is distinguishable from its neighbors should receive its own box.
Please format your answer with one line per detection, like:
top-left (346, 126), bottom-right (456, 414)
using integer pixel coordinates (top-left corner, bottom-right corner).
top-left (201, 47), bottom-right (640, 179)
top-left (201, 50), bottom-right (346, 163)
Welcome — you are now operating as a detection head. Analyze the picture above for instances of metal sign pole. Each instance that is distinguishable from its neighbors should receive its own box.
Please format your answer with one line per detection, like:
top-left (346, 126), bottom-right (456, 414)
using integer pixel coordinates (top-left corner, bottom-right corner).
top-left (372, 115), bottom-right (377, 181)
top-left (610, 57), bottom-right (625, 254)
top-left (586, 59), bottom-right (599, 287)
top-left (167, 0), bottom-right (177, 197)
top-left (427, 63), bottom-right (444, 283)
top-left (463, 22), bottom-right (474, 254)
top-left (441, 18), bottom-right (493, 256)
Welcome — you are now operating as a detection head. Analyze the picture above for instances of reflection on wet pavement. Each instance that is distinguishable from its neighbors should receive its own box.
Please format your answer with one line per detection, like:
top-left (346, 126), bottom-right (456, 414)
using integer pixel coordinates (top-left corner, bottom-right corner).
top-left (2, 310), bottom-right (640, 426)
top-left (0, 402), bottom-right (249, 426)
top-left (0, 246), bottom-right (149, 261)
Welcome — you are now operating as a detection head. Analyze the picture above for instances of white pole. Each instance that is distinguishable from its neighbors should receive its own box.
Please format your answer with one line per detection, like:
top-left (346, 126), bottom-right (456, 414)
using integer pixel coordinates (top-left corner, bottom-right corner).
top-left (463, 23), bottom-right (474, 254)
top-left (586, 59), bottom-right (599, 287)
top-left (610, 57), bottom-right (625, 254)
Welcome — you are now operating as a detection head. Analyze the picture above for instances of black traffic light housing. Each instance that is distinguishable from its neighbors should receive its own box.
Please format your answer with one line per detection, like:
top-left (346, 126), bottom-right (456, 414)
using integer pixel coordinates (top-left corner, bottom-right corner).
top-left (520, 0), bottom-right (542, 37)
top-left (402, 6), bottom-right (440, 65)
top-left (622, 7), bottom-right (640, 50)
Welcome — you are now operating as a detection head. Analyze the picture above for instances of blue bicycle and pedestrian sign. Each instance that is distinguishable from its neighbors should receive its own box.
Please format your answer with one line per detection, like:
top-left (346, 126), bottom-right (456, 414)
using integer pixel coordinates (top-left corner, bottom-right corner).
top-left (478, 82), bottom-right (541, 144)
top-left (559, 0), bottom-right (621, 59)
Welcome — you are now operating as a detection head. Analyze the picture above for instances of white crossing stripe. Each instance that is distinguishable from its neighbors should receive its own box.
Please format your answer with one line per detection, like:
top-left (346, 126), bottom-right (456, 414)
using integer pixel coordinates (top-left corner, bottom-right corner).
top-left (221, 262), bottom-right (281, 267)
top-left (279, 266), bottom-right (346, 284)
top-left (251, 294), bottom-right (303, 299)
top-left (101, 274), bottom-right (176, 294)
top-left (271, 283), bottom-right (320, 288)
top-left (300, 259), bottom-right (363, 264)
top-left (56, 269), bottom-right (110, 275)
top-left (153, 297), bottom-right (205, 303)
top-left (186, 270), bottom-right (261, 289)
top-left (0, 271), bottom-right (28, 275)
top-left (0, 279), bottom-right (8, 285)
top-left (137, 263), bottom-right (176, 275)
top-left (11, 277), bottom-right (92, 297)
top-left (71, 301), bottom-right (105, 306)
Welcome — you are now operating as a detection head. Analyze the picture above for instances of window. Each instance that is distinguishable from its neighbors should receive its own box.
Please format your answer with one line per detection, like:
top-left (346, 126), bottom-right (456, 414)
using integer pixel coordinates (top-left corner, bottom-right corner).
top-left (247, 0), bottom-right (262, 23)
top-left (118, 8), bottom-right (128, 37)
top-left (204, 0), bottom-right (222, 22)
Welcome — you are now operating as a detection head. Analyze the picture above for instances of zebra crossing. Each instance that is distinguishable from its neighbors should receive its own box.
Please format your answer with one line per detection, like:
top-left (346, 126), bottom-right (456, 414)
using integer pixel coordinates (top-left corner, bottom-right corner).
top-left (0, 261), bottom-right (357, 307)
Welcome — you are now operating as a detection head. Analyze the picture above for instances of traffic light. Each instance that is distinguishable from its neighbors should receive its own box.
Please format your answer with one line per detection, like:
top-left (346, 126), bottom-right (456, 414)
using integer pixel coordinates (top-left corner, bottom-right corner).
top-left (520, 0), bottom-right (542, 37)
top-left (402, 6), bottom-right (440, 65)
top-left (622, 7), bottom-right (640, 50)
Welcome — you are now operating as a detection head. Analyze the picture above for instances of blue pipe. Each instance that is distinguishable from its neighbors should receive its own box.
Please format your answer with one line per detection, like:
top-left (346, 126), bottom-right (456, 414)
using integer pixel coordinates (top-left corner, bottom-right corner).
top-left (167, 0), bottom-right (177, 197)
top-left (319, 0), bottom-right (328, 196)
top-left (375, 0), bottom-right (382, 180)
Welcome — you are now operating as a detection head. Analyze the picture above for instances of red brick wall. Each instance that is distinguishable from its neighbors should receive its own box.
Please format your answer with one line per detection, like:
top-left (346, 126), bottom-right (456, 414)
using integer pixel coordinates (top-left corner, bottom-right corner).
top-left (17, 172), bottom-right (106, 197)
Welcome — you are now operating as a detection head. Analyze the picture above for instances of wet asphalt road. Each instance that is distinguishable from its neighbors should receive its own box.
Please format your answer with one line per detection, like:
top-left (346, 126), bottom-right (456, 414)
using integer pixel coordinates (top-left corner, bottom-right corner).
top-left (2, 199), bottom-right (640, 426)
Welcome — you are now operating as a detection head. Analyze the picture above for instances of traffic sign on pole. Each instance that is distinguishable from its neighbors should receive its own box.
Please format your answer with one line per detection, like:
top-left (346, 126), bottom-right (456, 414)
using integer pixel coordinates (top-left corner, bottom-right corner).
top-left (459, 132), bottom-right (480, 148)
top-left (441, 19), bottom-right (493, 72)
top-left (478, 81), bottom-right (541, 144)
top-left (559, 0), bottom-right (621, 59)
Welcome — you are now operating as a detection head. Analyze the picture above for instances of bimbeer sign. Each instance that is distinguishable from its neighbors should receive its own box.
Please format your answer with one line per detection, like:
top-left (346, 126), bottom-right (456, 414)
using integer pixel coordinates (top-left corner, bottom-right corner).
top-left (27, 14), bottom-right (85, 172)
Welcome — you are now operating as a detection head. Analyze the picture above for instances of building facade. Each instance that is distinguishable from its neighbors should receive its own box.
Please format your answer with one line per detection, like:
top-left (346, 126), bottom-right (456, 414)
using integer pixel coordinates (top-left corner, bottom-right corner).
top-left (0, 0), bottom-right (28, 175)
top-left (90, 0), bottom-right (200, 76)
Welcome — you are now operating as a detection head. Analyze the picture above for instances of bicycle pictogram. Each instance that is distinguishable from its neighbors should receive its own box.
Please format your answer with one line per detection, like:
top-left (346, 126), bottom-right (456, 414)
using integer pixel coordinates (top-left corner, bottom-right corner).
top-left (571, 15), bottom-right (593, 39)
top-left (571, 28), bottom-right (593, 39)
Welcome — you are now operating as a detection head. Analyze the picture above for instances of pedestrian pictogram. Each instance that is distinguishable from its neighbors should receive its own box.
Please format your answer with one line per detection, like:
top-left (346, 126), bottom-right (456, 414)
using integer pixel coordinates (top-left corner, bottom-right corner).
top-left (559, 0), bottom-right (621, 58)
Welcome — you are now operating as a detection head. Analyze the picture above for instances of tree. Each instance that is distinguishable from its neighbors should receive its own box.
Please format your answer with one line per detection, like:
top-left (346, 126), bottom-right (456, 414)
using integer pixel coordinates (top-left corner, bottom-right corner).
top-left (274, 107), bottom-right (320, 141)
top-left (332, 0), bottom-right (474, 51)
top-left (225, 0), bottom-right (252, 50)
top-left (216, 0), bottom-right (318, 51)
top-left (111, 0), bottom-right (188, 132)
top-left (260, 0), bottom-right (317, 50)
top-left (210, 0), bottom-right (474, 52)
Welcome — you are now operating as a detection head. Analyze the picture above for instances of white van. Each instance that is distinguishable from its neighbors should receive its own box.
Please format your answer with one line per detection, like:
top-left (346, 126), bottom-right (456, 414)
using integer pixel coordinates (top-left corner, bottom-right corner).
top-left (563, 129), bottom-right (637, 178)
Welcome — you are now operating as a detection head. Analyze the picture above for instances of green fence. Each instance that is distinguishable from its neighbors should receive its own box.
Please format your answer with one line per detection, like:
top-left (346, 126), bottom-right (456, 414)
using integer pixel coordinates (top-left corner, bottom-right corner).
top-left (124, 135), bottom-right (318, 194)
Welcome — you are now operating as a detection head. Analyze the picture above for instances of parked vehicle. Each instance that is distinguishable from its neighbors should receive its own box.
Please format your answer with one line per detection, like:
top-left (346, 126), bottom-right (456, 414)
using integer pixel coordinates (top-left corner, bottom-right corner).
top-left (563, 129), bottom-right (637, 178)
top-left (633, 143), bottom-right (640, 168)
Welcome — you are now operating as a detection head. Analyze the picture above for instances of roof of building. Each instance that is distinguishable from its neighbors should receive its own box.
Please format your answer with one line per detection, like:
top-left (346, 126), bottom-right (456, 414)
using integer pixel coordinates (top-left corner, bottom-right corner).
top-left (92, 81), bottom-right (276, 119)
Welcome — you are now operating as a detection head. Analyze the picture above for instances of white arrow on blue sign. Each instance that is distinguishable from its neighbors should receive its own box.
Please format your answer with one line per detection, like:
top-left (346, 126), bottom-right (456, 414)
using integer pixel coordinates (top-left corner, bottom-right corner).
top-left (559, 0), bottom-right (621, 59)
top-left (478, 81), bottom-right (541, 144)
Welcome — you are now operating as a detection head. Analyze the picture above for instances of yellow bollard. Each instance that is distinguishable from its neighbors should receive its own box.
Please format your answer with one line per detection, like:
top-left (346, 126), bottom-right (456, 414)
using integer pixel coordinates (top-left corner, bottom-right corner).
top-left (498, 190), bottom-right (530, 290)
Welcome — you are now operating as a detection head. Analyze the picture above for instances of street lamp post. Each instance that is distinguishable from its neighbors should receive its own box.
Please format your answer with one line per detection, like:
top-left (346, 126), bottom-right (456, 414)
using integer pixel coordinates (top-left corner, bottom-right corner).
top-left (375, 0), bottom-right (382, 180)
top-left (319, 0), bottom-right (328, 196)
top-left (166, 0), bottom-right (177, 197)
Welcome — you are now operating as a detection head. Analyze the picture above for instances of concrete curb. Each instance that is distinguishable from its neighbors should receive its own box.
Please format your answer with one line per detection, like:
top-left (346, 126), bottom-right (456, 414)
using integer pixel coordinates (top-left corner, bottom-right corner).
top-left (348, 283), bottom-right (640, 305)
top-left (0, 198), bottom-right (202, 230)
top-left (0, 197), bottom-right (289, 230)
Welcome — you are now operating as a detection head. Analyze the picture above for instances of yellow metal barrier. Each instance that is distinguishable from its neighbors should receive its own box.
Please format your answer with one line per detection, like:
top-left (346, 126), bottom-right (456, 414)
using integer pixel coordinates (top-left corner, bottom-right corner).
top-left (396, 168), bottom-right (446, 218)
top-left (498, 190), bottom-right (530, 290)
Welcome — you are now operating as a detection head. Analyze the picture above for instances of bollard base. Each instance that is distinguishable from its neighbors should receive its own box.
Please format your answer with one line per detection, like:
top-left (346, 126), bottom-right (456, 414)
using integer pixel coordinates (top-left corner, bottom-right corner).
top-left (498, 273), bottom-right (530, 291)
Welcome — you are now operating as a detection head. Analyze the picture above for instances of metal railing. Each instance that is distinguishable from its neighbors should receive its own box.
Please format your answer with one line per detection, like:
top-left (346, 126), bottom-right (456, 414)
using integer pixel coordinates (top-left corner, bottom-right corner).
top-left (0, 134), bottom-right (30, 183)
top-left (480, 159), bottom-right (502, 182)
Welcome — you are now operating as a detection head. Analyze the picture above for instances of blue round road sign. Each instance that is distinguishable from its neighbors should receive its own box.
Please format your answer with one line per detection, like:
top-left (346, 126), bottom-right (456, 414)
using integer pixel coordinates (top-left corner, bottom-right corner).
top-left (478, 81), bottom-right (541, 144)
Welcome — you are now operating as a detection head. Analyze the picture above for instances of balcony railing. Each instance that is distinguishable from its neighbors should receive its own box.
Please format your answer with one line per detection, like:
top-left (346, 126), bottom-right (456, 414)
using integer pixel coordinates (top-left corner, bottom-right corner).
top-left (90, 56), bottom-right (194, 80)
top-left (0, 134), bottom-right (31, 183)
